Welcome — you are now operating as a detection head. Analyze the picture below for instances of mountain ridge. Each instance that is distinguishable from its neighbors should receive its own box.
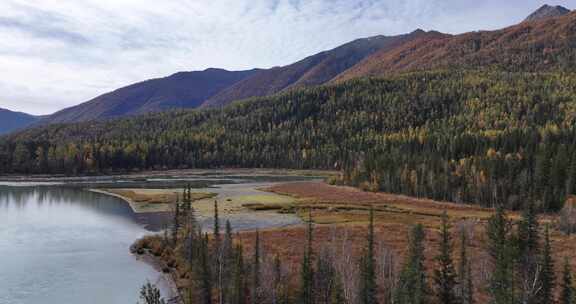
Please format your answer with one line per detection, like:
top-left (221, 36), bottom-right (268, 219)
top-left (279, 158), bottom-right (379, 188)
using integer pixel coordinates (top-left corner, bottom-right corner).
top-left (37, 68), bottom-right (260, 125)
top-left (0, 107), bottom-right (40, 135)
top-left (524, 4), bottom-right (571, 22)
top-left (333, 8), bottom-right (576, 82)
top-left (201, 30), bottom-right (436, 108)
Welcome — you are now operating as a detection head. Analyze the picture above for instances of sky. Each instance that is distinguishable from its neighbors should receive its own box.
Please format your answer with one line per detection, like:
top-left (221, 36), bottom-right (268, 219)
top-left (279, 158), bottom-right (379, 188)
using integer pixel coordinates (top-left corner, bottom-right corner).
top-left (0, 0), bottom-right (574, 115)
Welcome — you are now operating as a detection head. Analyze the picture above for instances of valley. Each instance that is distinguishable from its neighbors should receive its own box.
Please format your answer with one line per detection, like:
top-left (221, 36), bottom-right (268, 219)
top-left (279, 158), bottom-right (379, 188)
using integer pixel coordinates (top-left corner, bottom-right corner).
top-left (1, 3), bottom-right (576, 304)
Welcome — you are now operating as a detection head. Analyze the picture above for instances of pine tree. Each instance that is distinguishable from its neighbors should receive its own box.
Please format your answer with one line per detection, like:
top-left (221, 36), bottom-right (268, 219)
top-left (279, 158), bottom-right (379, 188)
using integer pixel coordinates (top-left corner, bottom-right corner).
top-left (214, 200), bottom-right (221, 243)
top-left (138, 281), bottom-right (167, 304)
top-left (539, 224), bottom-right (555, 304)
top-left (251, 230), bottom-right (261, 304)
top-left (458, 231), bottom-right (473, 304)
top-left (434, 211), bottom-right (459, 304)
top-left (233, 244), bottom-right (247, 304)
top-left (220, 220), bottom-right (234, 304)
top-left (360, 206), bottom-right (378, 304)
top-left (394, 224), bottom-right (429, 304)
top-left (200, 233), bottom-right (213, 304)
top-left (516, 200), bottom-right (540, 304)
top-left (299, 209), bottom-right (315, 304)
top-left (172, 199), bottom-right (181, 246)
top-left (561, 257), bottom-right (575, 304)
top-left (486, 205), bottom-right (514, 304)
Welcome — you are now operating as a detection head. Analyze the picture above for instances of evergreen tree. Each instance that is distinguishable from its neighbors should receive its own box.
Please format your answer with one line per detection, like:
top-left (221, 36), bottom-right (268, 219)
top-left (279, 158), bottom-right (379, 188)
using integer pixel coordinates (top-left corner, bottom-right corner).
top-left (172, 199), bottom-right (181, 246)
top-left (539, 224), bottom-right (555, 304)
top-left (434, 211), bottom-right (459, 304)
top-left (214, 200), bottom-right (221, 243)
top-left (299, 209), bottom-right (315, 304)
top-left (138, 281), bottom-right (166, 304)
top-left (360, 206), bottom-right (378, 304)
top-left (394, 224), bottom-right (429, 304)
top-left (561, 257), bottom-right (575, 304)
top-left (233, 244), bottom-right (247, 304)
top-left (251, 230), bottom-right (261, 304)
top-left (458, 231), bottom-right (473, 304)
top-left (486, 205), bottom-right (514, 304)
top-left (200, 233), bottom-right (213, 304)
top-left (516, 200), bottom-right (541, 304)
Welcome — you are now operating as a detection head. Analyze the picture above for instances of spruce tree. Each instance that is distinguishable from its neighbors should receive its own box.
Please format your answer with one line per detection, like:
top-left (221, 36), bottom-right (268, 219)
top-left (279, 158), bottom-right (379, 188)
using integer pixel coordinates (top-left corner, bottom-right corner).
top-left (561, 257), bottom-right (575, 304)
top-left (539, 224), bottom-right (555, 304)
top-left (251, 230), bottom-right (261, 304)
top-left (214, 200), bottom-right (221, 243)
top-left (138, 281), bottom-right (167, 304)
top-left (394, 224), bottom-right (429, 304)
top-left (458, 231), bottom-right (473, 304)
top-left (172, 199), bottom-right (181, 246)
top-left (360, 206), bottom-right (378, 304)
top-left (299, 209), bottom-right (315, 304)
top-left (233, 244), bottom-right (247, 304)
top-left (200, 233), bottom-right (213, 304)
top-left (486, 205), bottom-right (514, 304)
top-left (434, 211), bottom-right (459, 304)
top-left (516, 200), bottom-right (540, 304)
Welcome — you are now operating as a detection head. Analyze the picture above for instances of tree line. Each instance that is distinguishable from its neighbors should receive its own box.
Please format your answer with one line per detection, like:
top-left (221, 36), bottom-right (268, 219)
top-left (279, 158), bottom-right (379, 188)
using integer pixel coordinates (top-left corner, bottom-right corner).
top-left (136, 188), bottom-right (576, 304)
top-left (2, 70), bottom-right (576, 211)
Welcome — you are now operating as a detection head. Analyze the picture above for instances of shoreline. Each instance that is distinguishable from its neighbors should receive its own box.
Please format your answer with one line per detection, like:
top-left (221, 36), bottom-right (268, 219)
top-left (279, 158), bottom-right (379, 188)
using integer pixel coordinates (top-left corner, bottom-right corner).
top-left (134, 250), bottom-right (182, 304)
top-left (88, 188), bottom-right (176, 213)
top-left (0, 168), bottom-right (336, 182)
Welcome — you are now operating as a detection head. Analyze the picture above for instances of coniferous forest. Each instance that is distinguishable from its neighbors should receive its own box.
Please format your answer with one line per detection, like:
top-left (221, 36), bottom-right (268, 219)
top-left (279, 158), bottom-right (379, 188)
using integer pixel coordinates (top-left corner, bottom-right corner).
top-left (2, 70), bottom-right (576, 212)
top-left (134, 188), bottom-right (576, 304)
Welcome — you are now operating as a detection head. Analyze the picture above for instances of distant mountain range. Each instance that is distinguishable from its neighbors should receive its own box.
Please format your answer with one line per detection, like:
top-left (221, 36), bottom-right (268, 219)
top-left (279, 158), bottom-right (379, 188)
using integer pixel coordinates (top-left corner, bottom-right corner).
top-left (23, 4), bottom-right (573, 127)
top-left (39, 68), bottom-right (259, 125)
top-left (0, 108), bottom-right (41, 135)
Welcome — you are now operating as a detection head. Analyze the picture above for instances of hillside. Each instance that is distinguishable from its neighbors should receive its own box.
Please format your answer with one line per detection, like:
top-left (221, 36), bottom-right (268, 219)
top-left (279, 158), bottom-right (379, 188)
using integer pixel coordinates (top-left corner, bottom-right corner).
top-left (334, 9), bottom-right (576, 82)
top-left (2, 70), bottom-right (575, 212)
top-left (201, 30), bottom-right (434, 107)
top-left (38, 68), bottom-right (259, 124)
top-left (0, 108), bottom-right (40, 135)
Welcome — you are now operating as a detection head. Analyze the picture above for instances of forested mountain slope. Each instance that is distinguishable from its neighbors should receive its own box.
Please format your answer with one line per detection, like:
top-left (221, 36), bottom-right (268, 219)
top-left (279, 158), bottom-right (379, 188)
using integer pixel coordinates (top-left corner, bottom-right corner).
top-left (0, 108), bottom-right (40, 135)
top-left (201, 30), bottom-right (437, 107)
top-left (38, 68), bottom-right (259, 124)
top-left (2, 70), bottom-right (575, 212)
top-left (334, 10), bottom-right (576, 82)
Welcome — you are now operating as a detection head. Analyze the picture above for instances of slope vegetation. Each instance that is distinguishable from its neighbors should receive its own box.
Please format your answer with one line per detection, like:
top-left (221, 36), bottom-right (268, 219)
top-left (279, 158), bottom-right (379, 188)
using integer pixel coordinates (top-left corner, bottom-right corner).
top-left (39, 68), bottom-right (259, 124)
top-left (334, 10), bottom-right (576, 82)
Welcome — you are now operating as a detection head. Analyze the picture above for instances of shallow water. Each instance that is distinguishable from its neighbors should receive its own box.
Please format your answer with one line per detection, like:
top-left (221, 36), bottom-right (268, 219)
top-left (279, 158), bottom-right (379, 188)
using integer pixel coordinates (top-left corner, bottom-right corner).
top-left (0, 186), bottom-right (171, 304)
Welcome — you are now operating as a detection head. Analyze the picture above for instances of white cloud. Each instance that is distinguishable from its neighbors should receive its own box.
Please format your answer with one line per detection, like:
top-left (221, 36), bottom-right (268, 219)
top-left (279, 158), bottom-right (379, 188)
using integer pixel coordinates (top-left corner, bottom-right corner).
top-left (0, 0), bottom-right (572, 115)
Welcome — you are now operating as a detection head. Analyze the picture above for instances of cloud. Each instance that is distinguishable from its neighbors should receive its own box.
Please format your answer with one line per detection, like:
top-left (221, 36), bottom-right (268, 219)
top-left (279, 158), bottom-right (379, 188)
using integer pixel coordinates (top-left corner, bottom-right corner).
top-left (0, 3), bottom-right (91, 45)
top-left (0, 0), bottom-right (570, 115)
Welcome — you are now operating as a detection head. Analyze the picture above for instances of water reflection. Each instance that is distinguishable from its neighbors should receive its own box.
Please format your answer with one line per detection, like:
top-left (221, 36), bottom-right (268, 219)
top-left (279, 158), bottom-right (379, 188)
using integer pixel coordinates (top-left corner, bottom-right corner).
top-left (0, 186), bottom-right (170, 231)
top-left (0, 186), bottom-right (171, 304)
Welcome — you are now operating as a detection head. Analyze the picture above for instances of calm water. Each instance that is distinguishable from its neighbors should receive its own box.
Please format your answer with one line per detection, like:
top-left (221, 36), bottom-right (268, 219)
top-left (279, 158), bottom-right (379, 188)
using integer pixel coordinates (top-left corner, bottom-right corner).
top-left (0, 186), bottom-right (171, 304)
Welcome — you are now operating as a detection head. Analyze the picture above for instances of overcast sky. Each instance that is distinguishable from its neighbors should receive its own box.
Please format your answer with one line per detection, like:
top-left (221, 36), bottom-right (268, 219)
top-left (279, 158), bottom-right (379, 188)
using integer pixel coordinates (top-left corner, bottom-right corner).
top-left (0, 0), bottom-right (574, 115)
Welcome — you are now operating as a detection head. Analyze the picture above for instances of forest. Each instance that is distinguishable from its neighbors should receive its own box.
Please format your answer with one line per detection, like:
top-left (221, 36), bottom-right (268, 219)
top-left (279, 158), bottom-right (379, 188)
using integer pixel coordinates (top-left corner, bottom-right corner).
top-left (1, 70), bottom-right (576, 212)
top-left (134, 188), bottom-right (576, 304)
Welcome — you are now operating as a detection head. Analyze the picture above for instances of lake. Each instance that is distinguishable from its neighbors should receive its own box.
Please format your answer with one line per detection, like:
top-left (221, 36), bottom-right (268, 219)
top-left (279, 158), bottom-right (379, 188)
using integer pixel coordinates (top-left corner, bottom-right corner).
top-left (0, 186), bottom-right (171, 304)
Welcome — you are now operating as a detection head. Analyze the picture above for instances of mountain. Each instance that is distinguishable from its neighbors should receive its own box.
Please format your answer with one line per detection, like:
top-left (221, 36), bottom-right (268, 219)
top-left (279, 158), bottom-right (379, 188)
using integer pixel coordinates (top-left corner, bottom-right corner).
top-left (201, 30), bottom-right (433, 107)
top-left (524, 4), bottom-right (571, 22)
top-left (0, 108), bottom-right (40, 135)
top-left (39, 68), bottom-right (259, 124)
top-left (333, 8), bottom-right (576, 82)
